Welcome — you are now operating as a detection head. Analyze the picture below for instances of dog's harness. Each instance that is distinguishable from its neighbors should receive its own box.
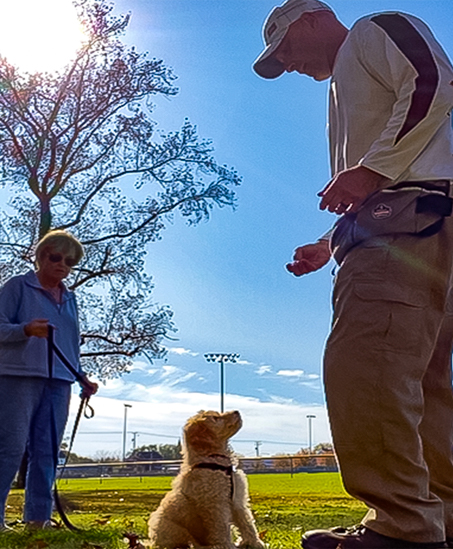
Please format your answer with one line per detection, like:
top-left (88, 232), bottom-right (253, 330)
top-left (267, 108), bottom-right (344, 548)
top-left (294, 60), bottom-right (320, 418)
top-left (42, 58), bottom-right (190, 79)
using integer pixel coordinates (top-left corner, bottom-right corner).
top-left (192, 454), bottom-right (235, 499)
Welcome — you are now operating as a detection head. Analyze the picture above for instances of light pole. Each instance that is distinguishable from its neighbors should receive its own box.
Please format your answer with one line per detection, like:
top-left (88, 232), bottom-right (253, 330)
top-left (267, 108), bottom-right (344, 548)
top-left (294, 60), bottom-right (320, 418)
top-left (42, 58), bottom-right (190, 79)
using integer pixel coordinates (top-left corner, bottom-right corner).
top-left (307, 414), bottom-right (316, 454)
top-left (204, 353), bottom-right (240, 412)
top-left (255, 441), bottom-right (262, 457)
top-left (122, 404), bottom-right (132, 461)
top-left (131, 431), bottom-right (140, 451)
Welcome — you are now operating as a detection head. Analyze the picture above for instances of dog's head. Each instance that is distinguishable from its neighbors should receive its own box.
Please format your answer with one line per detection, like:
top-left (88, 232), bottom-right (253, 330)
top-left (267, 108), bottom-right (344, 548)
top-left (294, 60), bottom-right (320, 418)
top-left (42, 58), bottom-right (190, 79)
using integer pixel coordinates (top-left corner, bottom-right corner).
top-left (183, 410), bottom-right (242, 455)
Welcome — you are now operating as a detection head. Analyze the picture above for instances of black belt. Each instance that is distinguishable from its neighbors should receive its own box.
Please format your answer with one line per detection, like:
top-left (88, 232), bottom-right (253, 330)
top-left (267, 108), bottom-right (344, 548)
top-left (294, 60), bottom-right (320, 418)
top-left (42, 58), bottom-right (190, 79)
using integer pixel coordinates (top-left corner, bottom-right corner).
top-left (390, 180), bottom-right (453, 219)
top-left (391, 180), bottom-right (451, 195)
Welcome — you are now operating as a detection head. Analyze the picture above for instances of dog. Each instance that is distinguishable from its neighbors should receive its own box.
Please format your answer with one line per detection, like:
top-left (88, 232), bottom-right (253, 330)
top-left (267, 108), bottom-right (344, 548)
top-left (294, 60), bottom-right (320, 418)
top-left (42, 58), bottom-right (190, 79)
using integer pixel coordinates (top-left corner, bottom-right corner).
top-left (147, 410), bottom-right (265, 549)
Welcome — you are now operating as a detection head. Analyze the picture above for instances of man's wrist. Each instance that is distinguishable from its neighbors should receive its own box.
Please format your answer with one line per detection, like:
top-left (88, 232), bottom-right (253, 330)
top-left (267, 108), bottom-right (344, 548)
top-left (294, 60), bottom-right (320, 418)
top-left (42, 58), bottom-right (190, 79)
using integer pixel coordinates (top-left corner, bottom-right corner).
top-left (359, 164), bottom-right (391, 191)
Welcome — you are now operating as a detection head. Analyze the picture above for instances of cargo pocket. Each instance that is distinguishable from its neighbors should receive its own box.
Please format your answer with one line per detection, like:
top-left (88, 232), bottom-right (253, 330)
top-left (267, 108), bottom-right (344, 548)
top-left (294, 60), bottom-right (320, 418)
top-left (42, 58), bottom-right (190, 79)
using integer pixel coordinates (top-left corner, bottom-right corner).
top-left (353, 282), bottom-right (428, 357)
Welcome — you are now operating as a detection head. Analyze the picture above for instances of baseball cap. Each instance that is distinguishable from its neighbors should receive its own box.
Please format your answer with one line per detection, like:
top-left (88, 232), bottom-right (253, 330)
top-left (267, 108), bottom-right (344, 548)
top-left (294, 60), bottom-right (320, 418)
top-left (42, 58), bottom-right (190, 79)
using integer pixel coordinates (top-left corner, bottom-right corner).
top-left (253, 0), bottom-right (333, 79)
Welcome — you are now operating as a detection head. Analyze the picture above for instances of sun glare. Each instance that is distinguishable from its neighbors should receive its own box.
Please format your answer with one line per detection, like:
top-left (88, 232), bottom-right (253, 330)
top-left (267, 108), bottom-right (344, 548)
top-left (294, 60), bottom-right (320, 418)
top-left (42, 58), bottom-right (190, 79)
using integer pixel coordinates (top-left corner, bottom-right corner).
top-left (0, 0), bottom-right (85, 73)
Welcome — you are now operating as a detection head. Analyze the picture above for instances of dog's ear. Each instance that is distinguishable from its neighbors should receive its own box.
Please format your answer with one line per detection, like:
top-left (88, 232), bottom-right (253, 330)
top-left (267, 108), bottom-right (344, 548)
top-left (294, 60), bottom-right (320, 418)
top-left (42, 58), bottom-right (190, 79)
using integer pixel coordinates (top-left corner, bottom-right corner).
top-left (184, 420), bottom-right (216, 452)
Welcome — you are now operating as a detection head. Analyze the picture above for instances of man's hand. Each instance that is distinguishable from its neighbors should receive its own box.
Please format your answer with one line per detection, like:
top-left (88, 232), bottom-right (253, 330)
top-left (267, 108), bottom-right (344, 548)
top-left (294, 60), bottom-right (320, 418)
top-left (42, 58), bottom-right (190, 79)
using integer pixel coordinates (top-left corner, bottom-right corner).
top-left (286, 239), bottom-right (331, 276)
top-left (24, 319), bottom-right (50, 338)
top-left (318, 165), bottom-right (389, 214)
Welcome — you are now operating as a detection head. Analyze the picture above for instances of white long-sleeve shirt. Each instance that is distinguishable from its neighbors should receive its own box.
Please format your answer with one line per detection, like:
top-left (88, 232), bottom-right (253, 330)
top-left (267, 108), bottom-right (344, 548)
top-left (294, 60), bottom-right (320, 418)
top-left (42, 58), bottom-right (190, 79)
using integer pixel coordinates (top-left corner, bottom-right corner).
top-left (329, 11), bottom-right (453, 183)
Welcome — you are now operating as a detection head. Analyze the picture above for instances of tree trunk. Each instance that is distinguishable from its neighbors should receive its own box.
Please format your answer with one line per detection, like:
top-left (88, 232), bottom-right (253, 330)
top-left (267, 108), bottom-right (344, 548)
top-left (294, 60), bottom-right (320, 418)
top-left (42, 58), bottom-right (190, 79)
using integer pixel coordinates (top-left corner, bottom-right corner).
top-left (39, 199), bottom-right (52, 240)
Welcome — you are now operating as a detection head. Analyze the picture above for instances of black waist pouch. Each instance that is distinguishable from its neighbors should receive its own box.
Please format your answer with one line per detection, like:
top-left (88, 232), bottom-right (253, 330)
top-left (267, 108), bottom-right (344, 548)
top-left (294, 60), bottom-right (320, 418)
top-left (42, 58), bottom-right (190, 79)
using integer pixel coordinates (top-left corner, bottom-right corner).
top-left (331, 186), bottom-right (453, 265)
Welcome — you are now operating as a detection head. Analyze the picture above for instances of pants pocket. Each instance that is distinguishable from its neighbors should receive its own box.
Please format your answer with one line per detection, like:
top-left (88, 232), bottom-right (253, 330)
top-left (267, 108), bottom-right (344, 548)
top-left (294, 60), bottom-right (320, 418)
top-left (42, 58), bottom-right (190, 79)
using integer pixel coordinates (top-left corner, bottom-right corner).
top-left (353, 282), bottom-right (427, 356)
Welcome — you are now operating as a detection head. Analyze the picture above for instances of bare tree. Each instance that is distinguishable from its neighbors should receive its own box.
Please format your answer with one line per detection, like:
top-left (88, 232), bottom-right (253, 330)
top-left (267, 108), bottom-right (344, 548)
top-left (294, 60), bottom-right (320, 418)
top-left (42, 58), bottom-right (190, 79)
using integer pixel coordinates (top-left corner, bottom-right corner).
top-left (0, 0), bottom-right (240, 379)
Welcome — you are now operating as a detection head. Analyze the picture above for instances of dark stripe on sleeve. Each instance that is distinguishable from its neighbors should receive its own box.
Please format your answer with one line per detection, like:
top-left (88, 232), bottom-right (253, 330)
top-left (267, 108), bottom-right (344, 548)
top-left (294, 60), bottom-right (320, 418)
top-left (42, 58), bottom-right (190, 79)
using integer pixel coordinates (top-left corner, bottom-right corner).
top-left (371, 13), bottom-right (439, 144)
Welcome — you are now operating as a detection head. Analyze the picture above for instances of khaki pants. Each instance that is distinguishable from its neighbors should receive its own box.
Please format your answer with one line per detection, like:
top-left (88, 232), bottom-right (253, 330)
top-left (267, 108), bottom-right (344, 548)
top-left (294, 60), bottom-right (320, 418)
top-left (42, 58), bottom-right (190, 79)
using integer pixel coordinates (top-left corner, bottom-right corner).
top-left (324, 215), bottom-right (453, 543)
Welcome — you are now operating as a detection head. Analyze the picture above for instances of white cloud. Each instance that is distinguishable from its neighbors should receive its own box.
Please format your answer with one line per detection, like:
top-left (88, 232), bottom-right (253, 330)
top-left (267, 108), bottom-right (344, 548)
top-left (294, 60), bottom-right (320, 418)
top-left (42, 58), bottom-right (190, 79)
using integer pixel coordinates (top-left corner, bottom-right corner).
top-left (157, 365), bottom-right (200, 387)
top-left (129, 361), bottom-right (159, 376)
top-left (167, 347), bottom-right (199, 357)
top-left (161, 365), bottom-right (179, 376)
top-left (269, 395), bottom-right (296, 405)
top-left (277, 369), bottom-right (306, 377)
top-left (66, 381), bottom-right (332, 459)
top-left (255, 365), bottom-right (272, 375)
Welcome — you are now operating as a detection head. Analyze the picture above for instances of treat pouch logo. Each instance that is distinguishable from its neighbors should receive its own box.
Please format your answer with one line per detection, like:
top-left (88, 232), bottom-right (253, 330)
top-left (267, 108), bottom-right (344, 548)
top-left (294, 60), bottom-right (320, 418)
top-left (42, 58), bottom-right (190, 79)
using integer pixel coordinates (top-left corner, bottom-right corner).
top-left (372, 203), bottom-right (392, 220)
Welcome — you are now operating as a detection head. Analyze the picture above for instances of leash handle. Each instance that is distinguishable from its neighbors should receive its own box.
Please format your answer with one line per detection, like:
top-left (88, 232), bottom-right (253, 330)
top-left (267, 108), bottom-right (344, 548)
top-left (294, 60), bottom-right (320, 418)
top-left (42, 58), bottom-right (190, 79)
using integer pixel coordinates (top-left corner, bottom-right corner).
top-left (82, 397), bottom-right (94, 419)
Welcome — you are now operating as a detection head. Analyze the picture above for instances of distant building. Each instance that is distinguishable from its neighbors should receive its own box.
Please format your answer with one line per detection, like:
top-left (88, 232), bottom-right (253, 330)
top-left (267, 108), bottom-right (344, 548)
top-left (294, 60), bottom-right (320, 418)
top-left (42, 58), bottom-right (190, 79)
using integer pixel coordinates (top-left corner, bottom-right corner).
top-left (126, 449), bottom-right (164, 472)
top-left (127, 449), bottom-right (163, 462)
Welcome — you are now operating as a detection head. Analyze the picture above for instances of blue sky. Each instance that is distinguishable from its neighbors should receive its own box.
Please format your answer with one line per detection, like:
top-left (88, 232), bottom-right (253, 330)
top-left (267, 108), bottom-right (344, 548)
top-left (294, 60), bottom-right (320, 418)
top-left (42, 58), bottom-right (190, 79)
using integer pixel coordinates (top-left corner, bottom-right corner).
top-left (4, 0), bottom-right (453, 458)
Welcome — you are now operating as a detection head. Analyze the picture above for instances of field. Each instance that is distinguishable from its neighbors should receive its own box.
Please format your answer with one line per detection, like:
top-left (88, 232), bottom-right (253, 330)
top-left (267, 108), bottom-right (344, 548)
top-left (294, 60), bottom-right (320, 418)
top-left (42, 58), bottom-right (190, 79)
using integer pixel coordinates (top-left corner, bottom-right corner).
top-left (1, 473), bottom-right (367, 549)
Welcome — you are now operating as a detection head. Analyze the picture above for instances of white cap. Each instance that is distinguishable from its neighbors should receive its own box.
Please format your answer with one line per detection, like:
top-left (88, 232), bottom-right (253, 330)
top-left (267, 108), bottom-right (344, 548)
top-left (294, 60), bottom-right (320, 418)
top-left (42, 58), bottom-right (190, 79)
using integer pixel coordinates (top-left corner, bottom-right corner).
top-left (253, 0), bottom-right (333, 79)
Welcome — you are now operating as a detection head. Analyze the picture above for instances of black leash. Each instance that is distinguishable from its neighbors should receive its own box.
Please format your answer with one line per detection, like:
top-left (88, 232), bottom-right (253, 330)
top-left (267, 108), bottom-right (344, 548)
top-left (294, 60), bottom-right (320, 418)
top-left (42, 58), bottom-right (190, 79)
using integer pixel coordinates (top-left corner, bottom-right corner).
top-left (48, 325), bottom-right (95, 394)
top-left (47, 325), bottom-right (94, 531)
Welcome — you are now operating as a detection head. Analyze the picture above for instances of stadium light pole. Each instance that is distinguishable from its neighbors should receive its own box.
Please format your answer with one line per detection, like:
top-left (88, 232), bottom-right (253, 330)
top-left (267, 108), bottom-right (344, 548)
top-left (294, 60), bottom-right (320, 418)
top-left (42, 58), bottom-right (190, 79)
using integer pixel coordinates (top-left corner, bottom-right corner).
top-left (204, 353), bottom-right (240, 412)
top-left (307, 414), bottom-right (316, 454)
top-left (122, 404), bottom-right (132, 461)
top-left (255, 441), bottom-right (262, 457)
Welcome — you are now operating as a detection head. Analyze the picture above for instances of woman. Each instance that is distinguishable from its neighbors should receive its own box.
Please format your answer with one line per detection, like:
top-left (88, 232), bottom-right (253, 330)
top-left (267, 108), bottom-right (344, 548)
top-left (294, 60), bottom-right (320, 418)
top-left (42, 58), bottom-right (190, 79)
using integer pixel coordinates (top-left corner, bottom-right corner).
top-left (0, 230), bottom-right (98, 530)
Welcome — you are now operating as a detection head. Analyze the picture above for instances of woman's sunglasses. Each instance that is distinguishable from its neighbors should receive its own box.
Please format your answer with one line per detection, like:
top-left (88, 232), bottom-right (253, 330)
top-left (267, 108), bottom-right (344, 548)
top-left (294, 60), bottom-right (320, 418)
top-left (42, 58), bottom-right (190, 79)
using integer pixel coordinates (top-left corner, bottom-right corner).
top-left (47, 253), bottom-right (78, 267)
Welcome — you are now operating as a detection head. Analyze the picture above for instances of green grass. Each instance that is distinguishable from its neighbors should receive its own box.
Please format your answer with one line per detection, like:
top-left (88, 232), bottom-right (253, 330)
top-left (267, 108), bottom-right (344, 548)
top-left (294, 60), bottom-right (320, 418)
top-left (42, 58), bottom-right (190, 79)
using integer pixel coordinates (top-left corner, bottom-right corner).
top-left (248, 474), bottom-right (366, 549)
top-left (1, 473), bottom-right (367, 549)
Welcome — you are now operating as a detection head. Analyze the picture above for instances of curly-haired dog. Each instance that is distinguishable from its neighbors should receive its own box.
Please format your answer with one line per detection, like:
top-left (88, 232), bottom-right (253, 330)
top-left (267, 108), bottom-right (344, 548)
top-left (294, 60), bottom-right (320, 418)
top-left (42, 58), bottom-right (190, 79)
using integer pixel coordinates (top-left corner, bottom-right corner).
top-left (148, 410), bottom-right (265, 549)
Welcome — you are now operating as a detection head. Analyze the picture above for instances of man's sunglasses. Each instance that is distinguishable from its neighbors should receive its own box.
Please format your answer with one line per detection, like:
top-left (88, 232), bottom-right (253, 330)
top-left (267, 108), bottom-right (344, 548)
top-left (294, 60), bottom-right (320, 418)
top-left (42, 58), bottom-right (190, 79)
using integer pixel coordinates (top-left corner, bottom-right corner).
top-left (47, 253), bottom-right (78, 267)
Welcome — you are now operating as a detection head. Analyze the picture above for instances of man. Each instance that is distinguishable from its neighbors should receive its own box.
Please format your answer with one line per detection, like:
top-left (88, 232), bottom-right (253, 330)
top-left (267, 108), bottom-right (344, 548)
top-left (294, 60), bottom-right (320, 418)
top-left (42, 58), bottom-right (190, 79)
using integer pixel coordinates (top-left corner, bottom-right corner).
top-left (253, 1), bottom-right (453, 548)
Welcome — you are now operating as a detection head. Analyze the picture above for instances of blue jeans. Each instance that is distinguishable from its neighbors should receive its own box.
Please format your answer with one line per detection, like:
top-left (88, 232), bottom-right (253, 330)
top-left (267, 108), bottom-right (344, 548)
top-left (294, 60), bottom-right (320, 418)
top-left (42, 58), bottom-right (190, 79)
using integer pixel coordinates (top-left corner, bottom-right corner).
top-left (0, 376), bottom-right (71, 524)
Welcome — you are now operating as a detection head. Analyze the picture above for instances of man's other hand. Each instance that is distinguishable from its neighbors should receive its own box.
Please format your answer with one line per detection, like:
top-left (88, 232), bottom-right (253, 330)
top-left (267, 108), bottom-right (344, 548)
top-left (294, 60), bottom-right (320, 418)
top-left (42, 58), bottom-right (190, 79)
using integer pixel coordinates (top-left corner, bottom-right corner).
top-left (286, 239), bottom-right (331, 276)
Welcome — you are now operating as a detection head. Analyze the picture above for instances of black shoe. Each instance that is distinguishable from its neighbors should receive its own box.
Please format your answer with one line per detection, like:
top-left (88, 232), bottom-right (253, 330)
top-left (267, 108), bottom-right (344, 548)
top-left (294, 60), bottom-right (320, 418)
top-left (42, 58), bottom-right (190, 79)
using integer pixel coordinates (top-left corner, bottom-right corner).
top-left (301, 524), bottom-right (447, 549)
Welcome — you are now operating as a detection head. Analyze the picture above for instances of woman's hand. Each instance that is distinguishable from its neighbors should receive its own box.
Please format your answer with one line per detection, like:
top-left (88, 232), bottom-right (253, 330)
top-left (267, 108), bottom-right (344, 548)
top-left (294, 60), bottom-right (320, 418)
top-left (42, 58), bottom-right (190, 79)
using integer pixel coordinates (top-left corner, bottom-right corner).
top-left (24, 319), bottom-right (50, 338)
top-left (80, 377), bottom-right (99, 399)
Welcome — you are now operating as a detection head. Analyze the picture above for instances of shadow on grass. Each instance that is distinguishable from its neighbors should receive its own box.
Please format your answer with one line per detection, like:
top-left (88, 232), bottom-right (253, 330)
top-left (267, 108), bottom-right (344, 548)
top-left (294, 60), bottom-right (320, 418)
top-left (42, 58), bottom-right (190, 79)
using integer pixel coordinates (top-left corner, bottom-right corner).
top-left (0, 526), bottom-right (129, 549)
